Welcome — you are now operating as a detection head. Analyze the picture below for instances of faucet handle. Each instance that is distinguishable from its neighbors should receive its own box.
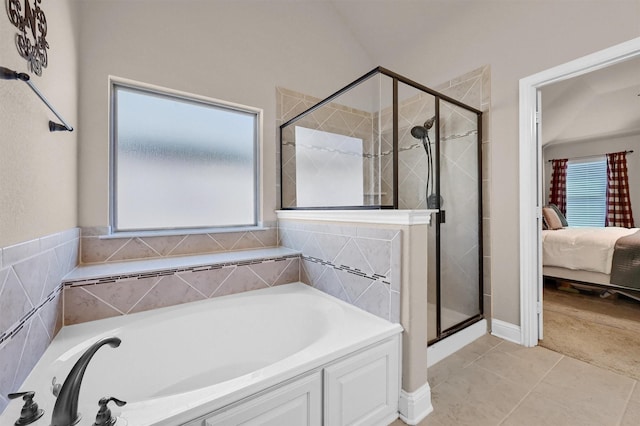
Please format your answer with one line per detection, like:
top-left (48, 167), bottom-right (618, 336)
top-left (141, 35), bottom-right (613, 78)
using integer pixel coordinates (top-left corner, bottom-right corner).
top-left (93, 396), bottom-right (127, 426)
top-left (7, 391), bottom-right (45, 425)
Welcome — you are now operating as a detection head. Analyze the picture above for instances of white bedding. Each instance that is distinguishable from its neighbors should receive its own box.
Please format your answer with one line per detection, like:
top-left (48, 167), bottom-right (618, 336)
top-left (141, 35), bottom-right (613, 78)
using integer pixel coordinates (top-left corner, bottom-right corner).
top-left (542, 227), bottom-right (639, 274)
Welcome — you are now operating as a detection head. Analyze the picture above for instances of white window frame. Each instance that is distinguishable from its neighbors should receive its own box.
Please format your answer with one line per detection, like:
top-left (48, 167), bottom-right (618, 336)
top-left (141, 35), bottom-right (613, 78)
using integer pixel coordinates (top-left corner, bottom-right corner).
top-left (108, 76), bottom-right (263, 237)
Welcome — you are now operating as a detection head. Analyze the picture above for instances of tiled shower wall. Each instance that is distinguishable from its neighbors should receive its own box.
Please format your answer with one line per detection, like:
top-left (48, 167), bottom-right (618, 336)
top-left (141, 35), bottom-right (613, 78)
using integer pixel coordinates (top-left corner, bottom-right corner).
top-left (0, 228), bottom-right (78, 413)
top-left (278, 219), bottom-right (401, 323)
top-left (276, 87), bottom-right (381, 209)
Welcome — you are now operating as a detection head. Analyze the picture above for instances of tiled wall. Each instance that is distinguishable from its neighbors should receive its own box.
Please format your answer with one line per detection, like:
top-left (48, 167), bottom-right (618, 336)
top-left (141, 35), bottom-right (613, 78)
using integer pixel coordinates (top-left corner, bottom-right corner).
top-left (65, 224), bottom-right (282, 321)
top-left (278, 219), bottom-right (401, 323)
top-left (0, 228), bottom-right (79, 413)
top-left (378, 91), bottom-right (435, 208)
top-left (277, 87), bottom-right (382, 209)
top-left (0, 223), bottom-right (285, 416)
top-left (80, 225), bottom-right (278, 263)
top-left (63, 253), bottom-right (300, 325)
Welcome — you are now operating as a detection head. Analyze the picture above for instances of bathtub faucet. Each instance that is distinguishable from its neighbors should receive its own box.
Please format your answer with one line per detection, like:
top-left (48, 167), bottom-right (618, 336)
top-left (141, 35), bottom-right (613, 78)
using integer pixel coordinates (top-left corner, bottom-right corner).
top-left (51, 337), bottom-right (122, 426)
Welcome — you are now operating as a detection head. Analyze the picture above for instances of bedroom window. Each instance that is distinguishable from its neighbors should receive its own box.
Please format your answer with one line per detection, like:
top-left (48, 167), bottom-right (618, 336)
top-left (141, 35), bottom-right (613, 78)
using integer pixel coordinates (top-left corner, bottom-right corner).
top-left (565, 158), bottom-right (607, 227)
top-left (110, 79), bottom-right (261, 233)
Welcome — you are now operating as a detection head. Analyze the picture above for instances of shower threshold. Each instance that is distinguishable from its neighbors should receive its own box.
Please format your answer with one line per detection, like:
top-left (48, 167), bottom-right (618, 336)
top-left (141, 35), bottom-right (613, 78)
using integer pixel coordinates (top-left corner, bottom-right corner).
top-left (427, 318), bottom-right (487, 367)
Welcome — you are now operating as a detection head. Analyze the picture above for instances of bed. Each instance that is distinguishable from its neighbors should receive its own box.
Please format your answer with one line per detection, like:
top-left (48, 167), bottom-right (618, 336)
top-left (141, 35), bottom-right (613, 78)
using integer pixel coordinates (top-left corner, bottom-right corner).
top-left (542, 226), bottom-right (640, 296)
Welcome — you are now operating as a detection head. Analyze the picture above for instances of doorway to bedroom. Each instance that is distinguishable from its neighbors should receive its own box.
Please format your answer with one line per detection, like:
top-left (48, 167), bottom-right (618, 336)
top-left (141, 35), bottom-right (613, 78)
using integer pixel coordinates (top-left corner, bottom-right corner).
top-left (519, 36), bottom-right (640, 379)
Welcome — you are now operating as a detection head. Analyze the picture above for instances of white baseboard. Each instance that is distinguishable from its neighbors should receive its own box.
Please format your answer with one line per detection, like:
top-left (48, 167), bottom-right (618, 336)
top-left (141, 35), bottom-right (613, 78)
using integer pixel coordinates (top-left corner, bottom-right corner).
top-left (398, 382), bottom-right (433, 425)
top-left (491, 319), bottom-right (522, 344)
top-left (427, 319), bottom-right (487, 367)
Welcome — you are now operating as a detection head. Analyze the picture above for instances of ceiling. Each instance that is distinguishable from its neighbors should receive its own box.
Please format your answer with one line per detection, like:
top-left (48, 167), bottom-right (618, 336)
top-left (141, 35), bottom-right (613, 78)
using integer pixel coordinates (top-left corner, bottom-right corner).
top-left (326, 1), bottom-right (640, 147)
top-left (540, 55), bottom-right (640, 146)
top-left (328, 0), bottom-right (480, 65)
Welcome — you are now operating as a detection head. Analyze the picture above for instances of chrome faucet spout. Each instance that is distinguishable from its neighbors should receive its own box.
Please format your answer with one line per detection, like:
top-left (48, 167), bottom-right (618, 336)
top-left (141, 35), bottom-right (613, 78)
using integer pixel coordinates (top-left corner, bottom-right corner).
top-left (50, 337), bottom-right (121, 426)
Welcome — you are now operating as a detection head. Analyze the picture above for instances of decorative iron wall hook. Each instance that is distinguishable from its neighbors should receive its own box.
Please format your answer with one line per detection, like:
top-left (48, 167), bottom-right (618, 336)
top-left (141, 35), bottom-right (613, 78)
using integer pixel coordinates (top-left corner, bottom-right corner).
top-left (6, 0), bottom-right (49, 76)
top-left (1, 66), bottom-right (74, 132)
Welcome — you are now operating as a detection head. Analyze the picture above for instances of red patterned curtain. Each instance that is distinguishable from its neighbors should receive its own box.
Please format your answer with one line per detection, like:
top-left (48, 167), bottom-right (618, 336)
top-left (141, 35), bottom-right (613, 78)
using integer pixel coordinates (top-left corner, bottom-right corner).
top-left (605, 151), bottom-right (635, 228)
top-left (549, 159), bottom-right (568, 214)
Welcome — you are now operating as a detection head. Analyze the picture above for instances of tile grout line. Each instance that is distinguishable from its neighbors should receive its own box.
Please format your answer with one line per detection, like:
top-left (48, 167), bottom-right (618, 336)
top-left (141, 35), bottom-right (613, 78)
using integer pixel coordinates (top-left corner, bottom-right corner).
top-left (174, 273), bottom-right (208, 300)
top-left (271, 258), bottom-right (294, 286)
top-left (80, 287), bottom-right (126, 316)
top-left (497, 354), bottom-right (565, 425)
top-left (10, 320), bottom-right (32, 391)
top-left (460, 339), bottom-right (505, 369)
top-left (429, 337), bottom-right (510, 393)
top-left (615, 380), bottom-right (637, 426)
top-left (209, 267), bottom-right (236, 298)
top-left (246, 264), bottom-right (270, 288)
top-left (104, 238), bottom-right (133, 263)
top-left (125, 277), bottom-right (162, 314)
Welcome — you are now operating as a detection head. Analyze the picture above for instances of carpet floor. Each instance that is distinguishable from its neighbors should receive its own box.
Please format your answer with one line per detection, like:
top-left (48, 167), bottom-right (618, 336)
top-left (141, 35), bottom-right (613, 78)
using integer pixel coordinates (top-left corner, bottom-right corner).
top-left (540, 283), bottom-right (640, 380)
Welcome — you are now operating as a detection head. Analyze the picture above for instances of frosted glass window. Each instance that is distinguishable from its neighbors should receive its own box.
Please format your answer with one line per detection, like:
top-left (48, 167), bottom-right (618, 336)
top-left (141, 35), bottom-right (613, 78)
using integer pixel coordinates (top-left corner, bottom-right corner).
top-left (294, 127), bottom-right (364, 207)
top-left (112, 84), bottom-right (258, 232)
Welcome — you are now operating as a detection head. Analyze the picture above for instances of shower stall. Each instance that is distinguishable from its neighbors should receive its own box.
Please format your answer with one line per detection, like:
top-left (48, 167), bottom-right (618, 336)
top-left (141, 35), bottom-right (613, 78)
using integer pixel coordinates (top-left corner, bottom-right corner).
top-left (279, 67), bottom-right (483, 344)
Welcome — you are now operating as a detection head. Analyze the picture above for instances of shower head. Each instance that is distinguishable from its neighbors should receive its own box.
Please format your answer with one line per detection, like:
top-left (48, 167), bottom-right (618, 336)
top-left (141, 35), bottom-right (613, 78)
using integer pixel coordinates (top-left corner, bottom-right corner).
top-left (423, 116), bottom-right (436, 130)
top-left (410, 125), bottom-right (429, 139)
top-left (410, 116), bottom-right (436, 140)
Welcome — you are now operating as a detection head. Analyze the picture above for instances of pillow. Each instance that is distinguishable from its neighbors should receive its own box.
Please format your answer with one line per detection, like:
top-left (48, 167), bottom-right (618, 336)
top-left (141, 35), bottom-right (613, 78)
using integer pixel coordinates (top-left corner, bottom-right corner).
top-left (548, 203), bottom-right (568, 227)
top-left (542, 207), bottom-right (564, 230)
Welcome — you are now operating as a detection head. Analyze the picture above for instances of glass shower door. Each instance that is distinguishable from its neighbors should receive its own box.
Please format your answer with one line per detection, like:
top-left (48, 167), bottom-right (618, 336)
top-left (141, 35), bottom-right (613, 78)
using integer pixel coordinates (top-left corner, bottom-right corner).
top-left (436, 99), bottom-right (483, 335)
top-left (394, 80), bottom-right (482, 343)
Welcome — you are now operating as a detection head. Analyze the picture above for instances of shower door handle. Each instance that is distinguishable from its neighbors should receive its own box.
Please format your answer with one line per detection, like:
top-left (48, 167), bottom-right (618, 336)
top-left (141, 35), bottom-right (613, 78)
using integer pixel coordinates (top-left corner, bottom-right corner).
top-left (438, 210), bottom-right (446, 224)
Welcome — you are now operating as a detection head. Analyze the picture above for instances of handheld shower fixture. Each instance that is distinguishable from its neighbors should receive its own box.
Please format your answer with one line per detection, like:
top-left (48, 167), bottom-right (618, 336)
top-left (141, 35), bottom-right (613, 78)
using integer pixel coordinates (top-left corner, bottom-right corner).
top-left (410, 116), bottom-right (440, 209)
top-left (410, 125), bottom-right (429, 139)
top-left (410, 116), bottom-right (435, 139)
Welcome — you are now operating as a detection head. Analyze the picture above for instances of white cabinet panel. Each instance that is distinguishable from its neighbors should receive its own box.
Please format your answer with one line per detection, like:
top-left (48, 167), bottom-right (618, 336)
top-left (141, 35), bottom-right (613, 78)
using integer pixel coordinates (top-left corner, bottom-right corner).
top-left (182, 334), bottom-right (401, 426)
top-left (205, 372), bottom-right (322, 426)
top-left (324, 336), bottom-right (400, 426)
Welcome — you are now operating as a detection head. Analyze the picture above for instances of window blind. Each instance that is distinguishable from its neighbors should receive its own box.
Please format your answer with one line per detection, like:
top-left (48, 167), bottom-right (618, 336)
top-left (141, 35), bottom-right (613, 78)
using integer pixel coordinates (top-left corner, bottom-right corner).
top-left (565, 158), bottom-right (607, 227)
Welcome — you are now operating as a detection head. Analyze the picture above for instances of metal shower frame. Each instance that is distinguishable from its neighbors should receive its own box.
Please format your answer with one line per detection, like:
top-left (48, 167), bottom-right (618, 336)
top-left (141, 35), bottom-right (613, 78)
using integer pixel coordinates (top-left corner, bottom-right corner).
top-left (279, 66), bottom-right (484, 344)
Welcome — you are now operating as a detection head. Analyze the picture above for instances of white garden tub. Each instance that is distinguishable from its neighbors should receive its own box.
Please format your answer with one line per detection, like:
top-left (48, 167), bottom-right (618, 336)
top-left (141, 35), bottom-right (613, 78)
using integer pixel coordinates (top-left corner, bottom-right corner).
top-left (1, 283), bottom-right (402, 425)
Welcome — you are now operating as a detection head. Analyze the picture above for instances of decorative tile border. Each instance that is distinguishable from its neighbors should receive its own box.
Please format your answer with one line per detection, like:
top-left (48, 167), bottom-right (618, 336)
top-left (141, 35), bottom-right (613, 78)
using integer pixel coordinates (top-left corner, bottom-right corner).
top-left (63, 254), bottom-right (300, 287)
top-left (0, 285), bottom-right (62, 347)
top-left (302, 255), bottom-right (391, 285)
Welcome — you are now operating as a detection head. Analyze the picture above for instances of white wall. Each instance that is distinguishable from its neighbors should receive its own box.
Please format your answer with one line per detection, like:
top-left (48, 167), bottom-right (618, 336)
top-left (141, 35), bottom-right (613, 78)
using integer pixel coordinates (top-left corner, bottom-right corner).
top-left (76, 0), bottom-right (374, 228)
top-left (0, 1), bottom-right (78, 247)
top-left (543, 134), bottom-right (640, 224)
top-left (377, 0), bottom-right (640, 325)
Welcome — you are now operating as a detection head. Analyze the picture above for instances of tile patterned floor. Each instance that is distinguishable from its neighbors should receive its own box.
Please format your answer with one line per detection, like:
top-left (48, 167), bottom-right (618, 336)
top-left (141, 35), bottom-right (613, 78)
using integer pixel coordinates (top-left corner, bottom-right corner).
top-left (391, 334), bottom-right (639, 426)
